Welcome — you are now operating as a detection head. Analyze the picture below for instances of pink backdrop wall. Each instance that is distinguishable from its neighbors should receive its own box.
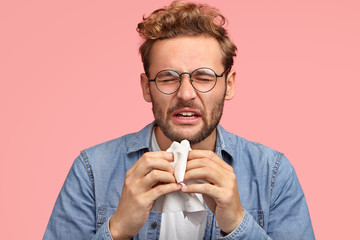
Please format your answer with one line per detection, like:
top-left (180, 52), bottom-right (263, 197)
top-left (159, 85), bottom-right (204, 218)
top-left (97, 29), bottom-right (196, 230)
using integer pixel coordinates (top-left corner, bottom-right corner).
top-left (1, 0), bottom-right (359, 239)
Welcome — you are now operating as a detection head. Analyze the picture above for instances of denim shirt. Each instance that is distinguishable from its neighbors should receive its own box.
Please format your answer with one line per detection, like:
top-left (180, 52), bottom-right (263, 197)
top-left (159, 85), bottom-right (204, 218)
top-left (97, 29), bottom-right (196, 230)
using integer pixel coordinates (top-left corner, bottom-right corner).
top-left (44, 123), bottom-right (315, 239)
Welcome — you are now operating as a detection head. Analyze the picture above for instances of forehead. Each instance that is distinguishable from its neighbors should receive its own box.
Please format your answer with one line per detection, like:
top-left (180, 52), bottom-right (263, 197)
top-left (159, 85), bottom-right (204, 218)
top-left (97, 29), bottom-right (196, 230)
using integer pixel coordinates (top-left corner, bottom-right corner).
top-left (148, 35), bottom-right (223, 73)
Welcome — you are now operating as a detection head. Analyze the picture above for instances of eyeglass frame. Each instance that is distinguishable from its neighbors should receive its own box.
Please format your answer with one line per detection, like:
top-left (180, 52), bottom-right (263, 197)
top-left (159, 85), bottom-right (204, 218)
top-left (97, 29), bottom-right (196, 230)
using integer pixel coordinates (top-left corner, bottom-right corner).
top-left (147, 67), bottom-right (230, 95)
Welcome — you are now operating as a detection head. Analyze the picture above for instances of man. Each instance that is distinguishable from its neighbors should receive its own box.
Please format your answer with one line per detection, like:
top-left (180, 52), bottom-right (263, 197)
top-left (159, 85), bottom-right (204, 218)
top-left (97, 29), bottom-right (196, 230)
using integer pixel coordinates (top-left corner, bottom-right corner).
top-left (44, 1), bottom-right (315, 239)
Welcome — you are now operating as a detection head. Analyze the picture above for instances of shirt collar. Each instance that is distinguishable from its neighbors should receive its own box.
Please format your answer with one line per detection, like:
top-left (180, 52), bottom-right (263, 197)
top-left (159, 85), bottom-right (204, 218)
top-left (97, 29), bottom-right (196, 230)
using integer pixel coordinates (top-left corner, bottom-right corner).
top-left (215, 125), bottom-right (236, 163)
top-left (127, 122), bottom-right (155, 154)
top-left (127, 122), bottom-right (237, 162)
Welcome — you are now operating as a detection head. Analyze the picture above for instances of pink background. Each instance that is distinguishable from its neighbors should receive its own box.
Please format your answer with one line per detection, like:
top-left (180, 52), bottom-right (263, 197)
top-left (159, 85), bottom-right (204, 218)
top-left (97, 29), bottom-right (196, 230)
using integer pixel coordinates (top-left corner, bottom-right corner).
top-left (1, 0), bottom-right (359, 239)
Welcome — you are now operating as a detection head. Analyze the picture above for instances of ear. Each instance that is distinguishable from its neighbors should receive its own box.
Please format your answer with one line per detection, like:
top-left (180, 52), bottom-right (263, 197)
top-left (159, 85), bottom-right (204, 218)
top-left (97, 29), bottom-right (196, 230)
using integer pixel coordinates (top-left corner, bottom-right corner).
top-left (225, 70), bottom-right (236, 100)
top-left (140, 73), bottom-right (152, 102)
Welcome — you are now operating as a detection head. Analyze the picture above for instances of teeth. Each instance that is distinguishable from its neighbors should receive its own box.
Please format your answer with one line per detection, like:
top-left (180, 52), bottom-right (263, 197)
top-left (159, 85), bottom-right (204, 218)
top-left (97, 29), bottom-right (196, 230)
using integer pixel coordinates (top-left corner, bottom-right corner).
top-left (180, 112), bottom-right (195, 116)
top-left (178, 116), bottom-right (196, 119)
top-left (177, 112), bottom-right (197, 119)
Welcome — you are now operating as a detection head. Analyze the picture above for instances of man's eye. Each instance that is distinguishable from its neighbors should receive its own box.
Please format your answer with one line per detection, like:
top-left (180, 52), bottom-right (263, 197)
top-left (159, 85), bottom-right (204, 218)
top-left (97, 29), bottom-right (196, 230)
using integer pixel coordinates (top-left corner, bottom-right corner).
top-left (197, 78), bottom-right (212, 82)
top-left (194, 75), bottom-right (214, 82)
top-left (158, 78), bottom-right (178, 83)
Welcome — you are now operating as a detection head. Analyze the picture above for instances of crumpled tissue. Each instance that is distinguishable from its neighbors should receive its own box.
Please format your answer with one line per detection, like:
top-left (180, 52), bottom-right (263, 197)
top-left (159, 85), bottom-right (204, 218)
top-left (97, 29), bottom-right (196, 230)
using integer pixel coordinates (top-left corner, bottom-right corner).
top-left (152, 140), bottom-right (206, 225)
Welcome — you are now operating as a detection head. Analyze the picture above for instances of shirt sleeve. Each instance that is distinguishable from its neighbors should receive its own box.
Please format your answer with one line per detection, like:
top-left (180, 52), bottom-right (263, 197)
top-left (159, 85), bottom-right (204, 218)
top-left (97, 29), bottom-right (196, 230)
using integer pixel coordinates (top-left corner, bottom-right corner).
top-left (43, 154), bottom-right (112, 240)
top-left (218, 155), bottom-right (315, 240)
top-left (218, 210), bottom-right (269, 240)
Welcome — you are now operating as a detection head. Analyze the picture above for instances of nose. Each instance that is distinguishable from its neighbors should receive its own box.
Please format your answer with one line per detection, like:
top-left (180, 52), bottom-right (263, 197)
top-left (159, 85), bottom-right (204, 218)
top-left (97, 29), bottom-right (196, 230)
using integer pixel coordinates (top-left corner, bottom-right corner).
top-left (176, 74), bottom-right (197, 101)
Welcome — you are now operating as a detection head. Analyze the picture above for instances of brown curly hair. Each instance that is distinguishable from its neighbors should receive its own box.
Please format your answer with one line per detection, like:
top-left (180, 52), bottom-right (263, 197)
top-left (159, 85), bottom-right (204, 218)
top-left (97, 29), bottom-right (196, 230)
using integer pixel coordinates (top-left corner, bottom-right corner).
top-left (137, 1), bottom-right (237, 74)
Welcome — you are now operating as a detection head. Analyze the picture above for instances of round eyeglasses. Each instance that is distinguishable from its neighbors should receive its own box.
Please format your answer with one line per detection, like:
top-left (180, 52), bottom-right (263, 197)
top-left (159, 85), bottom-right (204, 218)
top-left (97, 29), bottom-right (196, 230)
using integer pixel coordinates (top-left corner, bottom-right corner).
top-left (148, 67), bottom-right (230, 95)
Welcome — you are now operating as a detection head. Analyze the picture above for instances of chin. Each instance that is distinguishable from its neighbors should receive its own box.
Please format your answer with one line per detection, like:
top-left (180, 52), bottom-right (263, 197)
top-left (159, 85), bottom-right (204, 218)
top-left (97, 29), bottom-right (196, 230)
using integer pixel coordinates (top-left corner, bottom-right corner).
top-left (172, 125), bottom-right (202, 137)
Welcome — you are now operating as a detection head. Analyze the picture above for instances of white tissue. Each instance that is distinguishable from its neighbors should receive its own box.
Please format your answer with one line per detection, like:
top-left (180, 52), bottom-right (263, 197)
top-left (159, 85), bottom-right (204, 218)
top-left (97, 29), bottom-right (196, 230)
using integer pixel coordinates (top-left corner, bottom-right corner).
top-left (166, 140), bottom-right (191, 184)
top-left (152, 140), bottom-right (206, 225)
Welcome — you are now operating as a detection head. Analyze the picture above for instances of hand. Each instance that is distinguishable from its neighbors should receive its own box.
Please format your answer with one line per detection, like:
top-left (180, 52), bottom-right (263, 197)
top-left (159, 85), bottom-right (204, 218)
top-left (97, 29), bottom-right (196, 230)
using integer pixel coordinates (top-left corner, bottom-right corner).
top-left (109, 151), bottom-right (181, 240)
top-left (181, 150), bottom-right (244, 234)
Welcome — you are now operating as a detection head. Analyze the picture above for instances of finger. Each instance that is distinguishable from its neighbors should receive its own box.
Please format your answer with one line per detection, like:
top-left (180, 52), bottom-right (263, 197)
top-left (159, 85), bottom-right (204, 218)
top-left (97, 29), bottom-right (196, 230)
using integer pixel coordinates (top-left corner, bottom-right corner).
top-left (184, 167), bottom-right (224, 186)
top-left (128, 151), bottom-right (174, 174)
top-left (188, 150), bottom-right (233, 172)
top-left (181, 182), bottom-right (221, 201)
top-left (143, 170), bottom-right (177, 189)
top-left (128, 151), bottom-right (174, 179)
top-left (186, 157), bottom-right (219, 171)
top-left (145, 183), bottom-right (182, 202)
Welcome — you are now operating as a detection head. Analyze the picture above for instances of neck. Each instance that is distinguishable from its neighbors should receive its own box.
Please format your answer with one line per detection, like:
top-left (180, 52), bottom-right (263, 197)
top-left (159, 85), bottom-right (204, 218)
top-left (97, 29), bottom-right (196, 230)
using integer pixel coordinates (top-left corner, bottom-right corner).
top-left (154, 126), bottom-right (217, 151)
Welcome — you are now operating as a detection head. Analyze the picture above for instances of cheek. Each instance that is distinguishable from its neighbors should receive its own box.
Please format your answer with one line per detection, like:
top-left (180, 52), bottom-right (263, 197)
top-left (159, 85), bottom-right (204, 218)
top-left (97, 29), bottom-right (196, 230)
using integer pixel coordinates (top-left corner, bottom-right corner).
top-left (152, 94), bottom-right (171, 113)
top-left (202, 93), bottom-right (225, 117)
top-left (203, 92), bottom-right (223, 109)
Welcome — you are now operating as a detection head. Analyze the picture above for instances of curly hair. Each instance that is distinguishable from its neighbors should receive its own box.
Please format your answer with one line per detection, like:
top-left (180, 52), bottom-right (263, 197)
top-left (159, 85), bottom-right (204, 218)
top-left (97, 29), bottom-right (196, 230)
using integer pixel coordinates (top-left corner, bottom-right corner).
top-left (137, 1), bottom-right (237, 74)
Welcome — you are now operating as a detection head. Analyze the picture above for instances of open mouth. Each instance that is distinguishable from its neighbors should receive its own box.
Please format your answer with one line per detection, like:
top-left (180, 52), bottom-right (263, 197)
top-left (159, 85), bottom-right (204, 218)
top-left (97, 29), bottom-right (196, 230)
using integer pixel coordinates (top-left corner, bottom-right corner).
top-left (172, 108), bottom-right (202, 124)
top-left (176, 112), bottom-right (199, 119)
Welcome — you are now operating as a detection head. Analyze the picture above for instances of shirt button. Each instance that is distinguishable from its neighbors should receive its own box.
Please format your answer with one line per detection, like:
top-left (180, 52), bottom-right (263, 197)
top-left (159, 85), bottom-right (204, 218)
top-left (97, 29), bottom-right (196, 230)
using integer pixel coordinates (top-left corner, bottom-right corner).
top-left (151, 221), bottom-right (158, 229)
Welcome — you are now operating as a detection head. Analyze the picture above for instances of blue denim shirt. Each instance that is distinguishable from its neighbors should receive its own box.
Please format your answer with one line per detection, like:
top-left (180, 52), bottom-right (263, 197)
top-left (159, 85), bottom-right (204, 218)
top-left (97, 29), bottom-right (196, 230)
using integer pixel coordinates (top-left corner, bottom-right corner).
top-left (44, 122), bottom-right (315, 239)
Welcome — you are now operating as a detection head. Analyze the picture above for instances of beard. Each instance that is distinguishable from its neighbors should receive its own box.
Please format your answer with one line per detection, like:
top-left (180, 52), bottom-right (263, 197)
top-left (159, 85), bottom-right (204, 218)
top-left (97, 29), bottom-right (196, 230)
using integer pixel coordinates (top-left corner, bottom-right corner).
top-left (151, 94), bottom-right (226, 145)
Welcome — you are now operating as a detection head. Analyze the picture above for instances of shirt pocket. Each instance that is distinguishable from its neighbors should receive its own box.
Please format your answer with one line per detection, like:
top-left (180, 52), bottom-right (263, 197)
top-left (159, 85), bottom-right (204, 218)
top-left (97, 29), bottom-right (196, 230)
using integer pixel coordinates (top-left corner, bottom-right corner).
top-left (247, 209), bottom-right (264, 228)
top-left (96, 205), bottom-right (117, 232)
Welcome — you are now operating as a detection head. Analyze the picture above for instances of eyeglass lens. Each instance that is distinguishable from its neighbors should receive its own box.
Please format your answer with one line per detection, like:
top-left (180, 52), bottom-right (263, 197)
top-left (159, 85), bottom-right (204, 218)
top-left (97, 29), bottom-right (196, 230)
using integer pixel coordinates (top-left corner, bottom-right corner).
top-left (155, 68), bottom-right (217, 94)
